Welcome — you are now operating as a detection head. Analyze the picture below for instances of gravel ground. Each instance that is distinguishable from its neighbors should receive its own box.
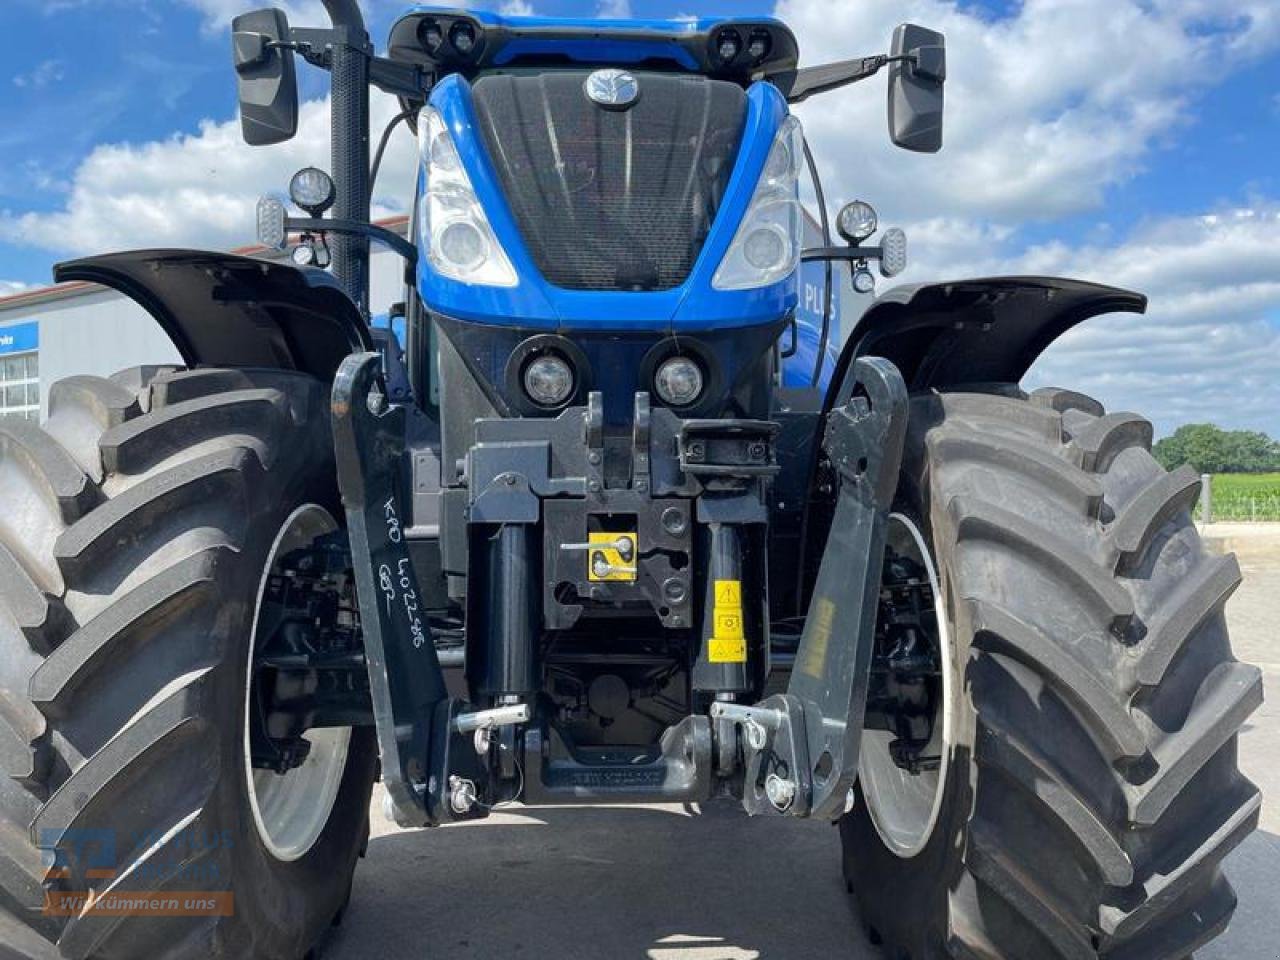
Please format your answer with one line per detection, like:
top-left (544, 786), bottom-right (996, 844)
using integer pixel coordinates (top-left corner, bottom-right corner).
top-left (326, 539), bottom-right (1279, 960)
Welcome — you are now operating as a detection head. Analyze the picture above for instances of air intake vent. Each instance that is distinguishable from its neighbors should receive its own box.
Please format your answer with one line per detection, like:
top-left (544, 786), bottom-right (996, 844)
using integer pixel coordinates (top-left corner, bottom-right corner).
top-left (471, 71), bottom-right (747, 292)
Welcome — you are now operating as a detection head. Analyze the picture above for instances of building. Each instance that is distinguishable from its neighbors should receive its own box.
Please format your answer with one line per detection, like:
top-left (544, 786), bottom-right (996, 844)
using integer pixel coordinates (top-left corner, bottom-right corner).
top-left (0, 214), bottom-right (850, 421)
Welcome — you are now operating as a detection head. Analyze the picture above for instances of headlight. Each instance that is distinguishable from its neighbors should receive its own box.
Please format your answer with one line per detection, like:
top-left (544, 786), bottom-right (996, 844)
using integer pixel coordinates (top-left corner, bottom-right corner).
top-left (418, 106), bottom-right (517, 287)
top-left (438, 221), bottom-right (487, 271)
top-left (743, 225), bottom-right (788, 271)
top-left (712, 115), bottom-right (804, 291)
top-left (837, 201), bottom-right (877, 244)
top-left (449, 21), bottom-right (476, 55)
top-left (747, 30), bottom-right (772, 62)
top-left (418, 19), bottom-right (444, 51)
top-left (523, 354), bottom-right (574, 407)
top-left (654, 357), bottom-right (704, 407)
top-left (716, 29), bottom-right (741, 62)
top-left (288, 167), bottom-right (335, 216)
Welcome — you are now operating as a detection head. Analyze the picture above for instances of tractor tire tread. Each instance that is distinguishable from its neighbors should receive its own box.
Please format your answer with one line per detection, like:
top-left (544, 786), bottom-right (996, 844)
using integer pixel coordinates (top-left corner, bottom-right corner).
top-left (0, 364), bottom-right (372, 960)
top-left (843, 386), bottom-right (1259, 960)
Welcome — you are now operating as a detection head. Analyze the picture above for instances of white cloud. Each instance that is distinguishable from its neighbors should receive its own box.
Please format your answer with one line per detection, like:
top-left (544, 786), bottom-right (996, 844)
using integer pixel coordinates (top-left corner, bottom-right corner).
top-left (498, 0), bottom-right (535, 15)
top-left (175, 0), bottom-right (420, 32)
top-left (4, 0), bottom-right (1276, 438)
top-left (775, 0), bottom-right (1280, 434)
top-left (596, 0), bottom-right (632, 19)
top-left (0, 280), bottom-right (30, 297)
top-left (779, 0), bottom-right (1280, 225)
top-left (1023, 207), bottom-right (1280, 437)
top-left (885, 205), bottom-right (1280, 437)
top-left (177, 0), bottom-right (329, 30)
top-left (0, 93), bottom-right (418, 256)
top-left (13, 59), bottom-right (65, 89)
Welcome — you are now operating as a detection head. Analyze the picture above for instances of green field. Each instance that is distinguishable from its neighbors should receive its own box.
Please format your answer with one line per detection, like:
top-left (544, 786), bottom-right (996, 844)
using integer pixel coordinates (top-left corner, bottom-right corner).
top-left (1208, 473), bottom-right (1280, 521)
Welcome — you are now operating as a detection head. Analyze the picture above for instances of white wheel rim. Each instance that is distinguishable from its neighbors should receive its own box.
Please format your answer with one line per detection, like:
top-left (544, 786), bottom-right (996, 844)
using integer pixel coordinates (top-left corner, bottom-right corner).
top-left (859, 512), bottom-right (953, 859)
top-left (243, 505), bottom-right (352, 862)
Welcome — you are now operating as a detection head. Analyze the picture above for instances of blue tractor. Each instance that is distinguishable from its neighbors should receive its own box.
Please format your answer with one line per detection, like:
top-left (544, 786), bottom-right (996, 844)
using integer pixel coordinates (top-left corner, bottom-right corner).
top-left (0, 3), bottom-right (1259, 958)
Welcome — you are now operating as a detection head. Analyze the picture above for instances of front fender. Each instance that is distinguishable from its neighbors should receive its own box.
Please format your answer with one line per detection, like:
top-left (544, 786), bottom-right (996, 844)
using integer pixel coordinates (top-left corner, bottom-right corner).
top-left (838, 276), bottom-right (1146, 393)
top-left (54, 249), bottom-right (374, 382)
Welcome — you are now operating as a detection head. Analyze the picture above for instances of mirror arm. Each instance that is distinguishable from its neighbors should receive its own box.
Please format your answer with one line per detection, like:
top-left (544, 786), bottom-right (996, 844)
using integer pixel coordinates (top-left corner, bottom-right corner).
top-left (278, 28), bottom-right (429, 98)
top-left (778, 54), bottom-right (888, 104)
top-left (801, 246), bottom-right (888, 263)
top-left (368, 57), bottom-right (432, 99)
top-left (780, 50), bottom-right (935, 104)
top-left (286, 217), bottom-right (418, 265)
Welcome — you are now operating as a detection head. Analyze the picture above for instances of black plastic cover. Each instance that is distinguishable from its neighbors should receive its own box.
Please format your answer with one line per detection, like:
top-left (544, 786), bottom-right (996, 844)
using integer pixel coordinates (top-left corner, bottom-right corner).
top-left (842, 276), bottom-right (1147, 392)
top-left (386, 14), bottom-right (799, 85)
top-left (471, 71), bottom-right (746, 291)
top-left (53, 249), bottom-right (373, 382)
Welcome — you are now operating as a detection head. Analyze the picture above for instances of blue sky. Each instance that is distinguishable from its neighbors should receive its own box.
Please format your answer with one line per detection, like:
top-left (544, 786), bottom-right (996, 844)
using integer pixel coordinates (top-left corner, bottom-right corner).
top-left (1, 0), bottom-right (1278, 435)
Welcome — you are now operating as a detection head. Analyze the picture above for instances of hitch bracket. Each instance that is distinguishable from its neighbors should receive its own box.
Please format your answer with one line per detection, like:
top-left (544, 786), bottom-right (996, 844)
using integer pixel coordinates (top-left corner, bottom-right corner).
top-left (332, 352), bottom-right (450, 826)
top-left (734, 356), bottom-right (908, 820)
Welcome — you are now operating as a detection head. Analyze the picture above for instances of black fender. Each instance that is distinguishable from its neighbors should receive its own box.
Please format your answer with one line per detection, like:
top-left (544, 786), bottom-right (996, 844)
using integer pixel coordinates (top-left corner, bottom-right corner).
top-left (54, 249), bottom-right (374, 382)
top-left (834, 276), bottom-right (1147, 394)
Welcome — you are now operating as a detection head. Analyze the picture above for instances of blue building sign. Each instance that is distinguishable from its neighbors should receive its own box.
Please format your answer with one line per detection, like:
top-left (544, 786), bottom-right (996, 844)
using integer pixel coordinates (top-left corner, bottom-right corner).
top-left (0, 321), bottom-right (39, 356)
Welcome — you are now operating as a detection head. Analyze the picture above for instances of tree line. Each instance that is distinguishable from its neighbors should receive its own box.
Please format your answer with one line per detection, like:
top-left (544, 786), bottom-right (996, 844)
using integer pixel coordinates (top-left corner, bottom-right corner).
top-left (1152, 424), bottom-right (1280, 474)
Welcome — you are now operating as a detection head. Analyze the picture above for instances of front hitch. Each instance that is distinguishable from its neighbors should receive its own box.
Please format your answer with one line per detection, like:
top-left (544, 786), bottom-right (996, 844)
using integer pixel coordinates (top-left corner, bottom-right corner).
top-left (717, 356), bottom-right (909, 819)
top-left (332, 352), bottom-right (451, 826)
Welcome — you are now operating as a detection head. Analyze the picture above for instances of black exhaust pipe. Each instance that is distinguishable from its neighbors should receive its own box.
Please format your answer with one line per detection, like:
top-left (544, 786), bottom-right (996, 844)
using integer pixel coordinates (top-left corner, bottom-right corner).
top-left (323, 0), bottom-right (371, 316)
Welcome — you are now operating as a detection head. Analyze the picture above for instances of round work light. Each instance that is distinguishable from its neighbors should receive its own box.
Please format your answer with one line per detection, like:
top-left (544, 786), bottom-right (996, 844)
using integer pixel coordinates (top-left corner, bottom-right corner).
top-left (523, 354), bottom-right (575, 407)
top-left (288, 167), bottom-right (336, 217)
top-left (654, 357), bottom-right (704, 407)
top-left (837, 200), bottom-right (878, 244)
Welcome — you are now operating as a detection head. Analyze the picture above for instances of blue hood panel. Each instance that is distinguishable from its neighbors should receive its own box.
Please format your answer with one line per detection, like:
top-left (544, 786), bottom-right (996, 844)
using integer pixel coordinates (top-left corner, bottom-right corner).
top-left (416, 75), bottom-right (799, 333)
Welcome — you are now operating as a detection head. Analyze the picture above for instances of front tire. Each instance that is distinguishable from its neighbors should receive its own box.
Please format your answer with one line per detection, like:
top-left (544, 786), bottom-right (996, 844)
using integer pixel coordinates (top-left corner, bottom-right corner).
top-left (842, 388), bottom-right (1262, 959)
top-left (0, 367), bottom-right (377, 959)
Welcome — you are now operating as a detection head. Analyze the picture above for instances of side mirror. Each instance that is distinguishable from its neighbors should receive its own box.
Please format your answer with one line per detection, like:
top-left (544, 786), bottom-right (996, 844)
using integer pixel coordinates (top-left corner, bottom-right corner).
top-left (233, 8), bottom-right (298, 146)
top-left (887, 24), bottom-right (945, 153)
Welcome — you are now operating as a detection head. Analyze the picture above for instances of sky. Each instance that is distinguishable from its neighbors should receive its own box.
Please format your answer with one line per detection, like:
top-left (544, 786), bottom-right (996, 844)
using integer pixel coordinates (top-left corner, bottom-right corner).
top-left (0, 0), bottom-right (1278, 437)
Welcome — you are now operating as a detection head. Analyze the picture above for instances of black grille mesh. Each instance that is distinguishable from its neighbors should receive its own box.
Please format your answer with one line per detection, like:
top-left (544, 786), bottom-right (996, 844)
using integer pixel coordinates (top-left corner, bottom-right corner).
top-left (471, 71), bottom-right (747, 291)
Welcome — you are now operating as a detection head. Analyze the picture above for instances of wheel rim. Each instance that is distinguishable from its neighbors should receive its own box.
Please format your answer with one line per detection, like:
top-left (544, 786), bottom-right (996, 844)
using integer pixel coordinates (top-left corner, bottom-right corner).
top-left (243, 505), bottom-right (352, 862)
top-left (859, 512), bottom-right (953, 859)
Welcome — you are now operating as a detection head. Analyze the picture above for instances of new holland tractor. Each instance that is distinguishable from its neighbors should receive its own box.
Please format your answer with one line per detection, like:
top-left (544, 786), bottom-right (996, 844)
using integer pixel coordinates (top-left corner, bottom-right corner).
top-left (0, 3), bottom-right (1262, 959)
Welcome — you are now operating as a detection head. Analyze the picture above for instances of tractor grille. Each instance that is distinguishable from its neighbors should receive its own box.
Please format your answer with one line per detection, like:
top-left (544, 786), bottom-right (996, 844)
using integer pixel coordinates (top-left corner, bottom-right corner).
top-left (470, 71), bottom-right (747, 292)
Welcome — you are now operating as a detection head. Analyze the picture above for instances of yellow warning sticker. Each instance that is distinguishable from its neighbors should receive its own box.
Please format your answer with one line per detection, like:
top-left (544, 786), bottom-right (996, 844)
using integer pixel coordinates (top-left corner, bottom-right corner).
top-left (709, 579), bottom-right (747, 663)
top-left (714, 580), bottom-right (741, 607)
top-left (714, 609), bottom-right (744, 640)
top-left (586, 531), bottom-right (638, 582)
top-left (708, 636), bottom-right (747, 663)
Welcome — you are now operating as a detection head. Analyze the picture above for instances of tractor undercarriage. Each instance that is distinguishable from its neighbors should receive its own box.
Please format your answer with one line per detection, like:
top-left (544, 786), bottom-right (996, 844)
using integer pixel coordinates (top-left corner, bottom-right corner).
top-left (242, 351), bottom-right (912, 825)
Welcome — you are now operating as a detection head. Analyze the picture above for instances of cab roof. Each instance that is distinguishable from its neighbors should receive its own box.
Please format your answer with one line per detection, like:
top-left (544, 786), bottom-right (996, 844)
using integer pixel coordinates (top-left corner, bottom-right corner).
top-left (387, 7), bottom-right (800, 84)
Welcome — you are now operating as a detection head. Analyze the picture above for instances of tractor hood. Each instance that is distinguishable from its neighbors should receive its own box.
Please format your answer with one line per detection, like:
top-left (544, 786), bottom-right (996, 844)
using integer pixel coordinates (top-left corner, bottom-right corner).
top-left (413, 73), bottom-right (797, 333)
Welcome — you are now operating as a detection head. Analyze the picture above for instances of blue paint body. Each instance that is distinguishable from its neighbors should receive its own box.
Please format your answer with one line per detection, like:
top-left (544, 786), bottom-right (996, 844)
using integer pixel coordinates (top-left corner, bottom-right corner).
top-left (404, 10), bottom-right (838, 390)
top-left (786, 258), bottom-right (842, 388)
